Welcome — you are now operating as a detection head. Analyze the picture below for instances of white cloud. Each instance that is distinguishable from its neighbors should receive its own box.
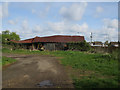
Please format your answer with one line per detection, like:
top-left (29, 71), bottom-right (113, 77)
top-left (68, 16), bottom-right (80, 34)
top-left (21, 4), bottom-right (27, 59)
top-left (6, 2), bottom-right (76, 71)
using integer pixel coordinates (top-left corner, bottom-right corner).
top-left (71, 23), bottom-right (88, 33)
top-left (8, 19), bottom-right (18, 25)
top-left (92, 18), bottom-right (118, 42)
top-left (96, 6), bottom-right (103, 13)
top-left (60, 2), bottom-right (87, 21)
top-left (31, 5), bottom-right (50, 18)
top-left (32, 9), bottom-right (36, 14)
top-left (16, 21), bottom-right (43, 39)
top-left (103, 18), bottom-right (118, 29)
top-left (47, 21), bottom-right (67, 33)
top-left (94, 6), bottom-right (104, 18)
top-left (22, 20), bottom-right (29, 30)
top-left (46, 21), bottom-right (89, 36)
top-left (33, 25), bottom-right (42, 33)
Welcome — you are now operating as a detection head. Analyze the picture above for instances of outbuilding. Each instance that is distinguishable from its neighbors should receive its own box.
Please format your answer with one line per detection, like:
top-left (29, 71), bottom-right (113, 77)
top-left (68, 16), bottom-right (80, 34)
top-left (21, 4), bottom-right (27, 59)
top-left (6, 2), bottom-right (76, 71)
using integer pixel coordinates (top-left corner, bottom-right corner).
top-left (11, 35), bottom-right (85, 51)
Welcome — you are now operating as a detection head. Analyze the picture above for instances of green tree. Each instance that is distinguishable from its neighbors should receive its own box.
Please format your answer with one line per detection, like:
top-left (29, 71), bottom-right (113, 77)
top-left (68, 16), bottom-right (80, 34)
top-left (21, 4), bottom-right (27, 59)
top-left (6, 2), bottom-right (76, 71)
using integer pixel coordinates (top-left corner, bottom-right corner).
top-left (2, 30), bottom-right (10, 44)
top-left (105, 41), bottom-right (109, 45)
top-left (10, 32), bottom-right (20, 41)
top-left (2, 30), bottom-right (10, 34)
top-left (2, 30), bottom-right (20, 44)
top-left (0, 33), bottom-right (2, 44)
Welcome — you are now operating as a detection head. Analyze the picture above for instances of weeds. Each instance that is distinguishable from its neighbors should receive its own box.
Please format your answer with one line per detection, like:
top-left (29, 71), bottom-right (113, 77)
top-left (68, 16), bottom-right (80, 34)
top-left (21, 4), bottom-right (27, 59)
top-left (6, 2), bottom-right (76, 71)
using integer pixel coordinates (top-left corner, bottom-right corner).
top-left (2, 56), bottom-right (16, 66)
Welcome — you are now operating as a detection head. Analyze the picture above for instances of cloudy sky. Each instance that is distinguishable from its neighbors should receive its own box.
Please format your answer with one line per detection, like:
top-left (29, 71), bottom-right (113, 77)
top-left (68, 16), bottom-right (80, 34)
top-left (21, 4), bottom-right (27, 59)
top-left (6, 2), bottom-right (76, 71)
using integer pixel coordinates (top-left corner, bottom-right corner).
top-left (0, 2), bottom-right (118, 42)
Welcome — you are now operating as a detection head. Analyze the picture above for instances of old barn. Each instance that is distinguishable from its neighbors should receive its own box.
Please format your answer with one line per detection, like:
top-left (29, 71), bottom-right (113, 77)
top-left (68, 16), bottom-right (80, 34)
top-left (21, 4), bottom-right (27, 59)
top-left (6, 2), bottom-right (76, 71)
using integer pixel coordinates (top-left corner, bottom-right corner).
top-left (11, 35), bottom-right (85, 51)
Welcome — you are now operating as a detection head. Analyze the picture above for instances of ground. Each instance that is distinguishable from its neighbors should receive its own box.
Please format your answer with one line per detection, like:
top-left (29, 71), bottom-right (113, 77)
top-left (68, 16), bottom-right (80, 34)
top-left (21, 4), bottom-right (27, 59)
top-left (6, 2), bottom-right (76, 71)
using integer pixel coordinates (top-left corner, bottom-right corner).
top-left (2, 49), bottom-right (119, 88)
top-left (2, 53), bottom-right (73, 88)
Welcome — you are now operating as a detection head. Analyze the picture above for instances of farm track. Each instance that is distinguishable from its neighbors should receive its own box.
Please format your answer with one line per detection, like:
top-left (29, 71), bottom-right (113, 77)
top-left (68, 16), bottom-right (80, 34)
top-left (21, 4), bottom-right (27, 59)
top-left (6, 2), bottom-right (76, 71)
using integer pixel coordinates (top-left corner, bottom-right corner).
top-left (2, 53), bottom-right (74, 88)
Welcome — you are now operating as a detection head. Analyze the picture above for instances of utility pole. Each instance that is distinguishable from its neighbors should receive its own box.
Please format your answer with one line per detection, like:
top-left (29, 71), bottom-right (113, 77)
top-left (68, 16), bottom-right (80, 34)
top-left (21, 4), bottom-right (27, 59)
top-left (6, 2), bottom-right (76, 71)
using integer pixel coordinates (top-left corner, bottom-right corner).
top-left (90, 32), bottom-right (92, 43)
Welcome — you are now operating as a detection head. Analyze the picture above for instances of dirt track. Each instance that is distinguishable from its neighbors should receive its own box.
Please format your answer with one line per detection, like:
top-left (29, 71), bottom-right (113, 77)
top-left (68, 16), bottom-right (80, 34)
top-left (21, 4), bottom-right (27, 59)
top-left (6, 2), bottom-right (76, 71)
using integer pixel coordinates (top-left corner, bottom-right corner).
top-left (2, 54), bottom-right (73, 88)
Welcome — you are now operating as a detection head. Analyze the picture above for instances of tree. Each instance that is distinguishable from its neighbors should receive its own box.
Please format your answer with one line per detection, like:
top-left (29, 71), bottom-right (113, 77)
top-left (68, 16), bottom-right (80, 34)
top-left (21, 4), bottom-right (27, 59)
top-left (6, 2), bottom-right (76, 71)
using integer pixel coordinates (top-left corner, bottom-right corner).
top-left (10, 32), bottom-right (20, 41)
top-left (0, 34), bottom-right (2, 44)
top-left (105, 40), bottom-right (109, 45)
top-left (2, 30), bottom-right (10, 35)
top-left (2, 30), bottom-right (20, 44)
top-left (2, 30), bottom-right (10, 44)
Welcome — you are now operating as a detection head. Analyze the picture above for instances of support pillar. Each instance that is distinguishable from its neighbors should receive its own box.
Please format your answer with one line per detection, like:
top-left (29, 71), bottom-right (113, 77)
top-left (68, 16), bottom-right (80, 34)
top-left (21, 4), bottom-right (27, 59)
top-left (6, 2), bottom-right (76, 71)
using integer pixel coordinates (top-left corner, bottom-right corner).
top-left (32, 44), bottom-right (35, 50)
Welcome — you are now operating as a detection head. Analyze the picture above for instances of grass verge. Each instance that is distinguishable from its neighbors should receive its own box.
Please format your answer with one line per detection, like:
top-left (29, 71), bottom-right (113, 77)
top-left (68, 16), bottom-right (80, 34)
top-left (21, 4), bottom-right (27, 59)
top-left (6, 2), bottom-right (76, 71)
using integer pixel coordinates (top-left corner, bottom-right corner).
top-left (2, 56), bottom-right (16, 66)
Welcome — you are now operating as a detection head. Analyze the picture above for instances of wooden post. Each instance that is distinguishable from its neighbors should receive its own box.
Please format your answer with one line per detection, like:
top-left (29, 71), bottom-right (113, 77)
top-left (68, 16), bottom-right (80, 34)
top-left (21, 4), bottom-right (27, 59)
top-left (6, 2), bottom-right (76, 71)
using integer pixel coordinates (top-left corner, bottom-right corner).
top-left (54, 43), bottom-right (55, 51)
top-left (32, 44), bottom-right (35, 50)
top-left (37, 43), bottom-right (39, 50)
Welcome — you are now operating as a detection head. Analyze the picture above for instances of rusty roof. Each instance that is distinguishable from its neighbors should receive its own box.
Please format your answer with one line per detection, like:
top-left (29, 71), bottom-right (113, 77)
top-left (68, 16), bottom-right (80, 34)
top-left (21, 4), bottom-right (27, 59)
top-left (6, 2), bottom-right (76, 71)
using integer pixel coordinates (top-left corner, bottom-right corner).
top-left (33, 35), bottom-right (85, 43)
top-left (11, 35), bottom-right (85, 43)
top-left (10, 40), bottom-right (20, 43)
top-left (19, 38), bottom-right (34, 43)
top-left (11, 38), bottom-right (35, 44)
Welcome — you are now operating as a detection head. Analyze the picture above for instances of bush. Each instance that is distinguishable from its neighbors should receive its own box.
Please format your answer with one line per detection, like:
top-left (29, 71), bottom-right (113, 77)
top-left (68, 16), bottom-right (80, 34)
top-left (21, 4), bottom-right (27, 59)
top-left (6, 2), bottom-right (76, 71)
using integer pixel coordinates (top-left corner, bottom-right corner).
top-left (67, 41), bottom-right (91, 51)
top-left (3, 41), bottom-right (22, 50)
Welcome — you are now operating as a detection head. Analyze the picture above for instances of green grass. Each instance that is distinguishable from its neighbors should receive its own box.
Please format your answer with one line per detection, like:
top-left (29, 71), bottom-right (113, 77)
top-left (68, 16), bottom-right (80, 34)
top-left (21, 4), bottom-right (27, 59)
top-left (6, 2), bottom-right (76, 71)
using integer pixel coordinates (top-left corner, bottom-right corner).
top-left (2, 48), bottom-right (119, 88)
top-left (54, 51), bottom-right (118, 75)
top-left (73, 76), bottom-right (118, 88)
top-left (2, 56), bottom-right (16, 66)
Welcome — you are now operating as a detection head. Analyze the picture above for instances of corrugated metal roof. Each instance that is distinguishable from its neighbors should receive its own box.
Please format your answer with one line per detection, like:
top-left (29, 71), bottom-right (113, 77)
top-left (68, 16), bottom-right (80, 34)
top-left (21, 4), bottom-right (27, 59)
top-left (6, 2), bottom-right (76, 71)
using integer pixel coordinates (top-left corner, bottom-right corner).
top-left (11, 35), bottom-right (85, 43)
top-left (19, 38), bottom-right (34, 43)
top-left (33, 35), bottom-right (85, 43)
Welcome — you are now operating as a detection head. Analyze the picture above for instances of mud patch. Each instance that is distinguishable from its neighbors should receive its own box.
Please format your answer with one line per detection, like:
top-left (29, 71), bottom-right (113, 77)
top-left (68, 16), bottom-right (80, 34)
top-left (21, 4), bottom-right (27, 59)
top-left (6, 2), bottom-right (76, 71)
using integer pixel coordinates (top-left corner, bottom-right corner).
top-left (36, 80), bottom-right (53, 87)
top-left (37, 60), bottom-right (57, 74)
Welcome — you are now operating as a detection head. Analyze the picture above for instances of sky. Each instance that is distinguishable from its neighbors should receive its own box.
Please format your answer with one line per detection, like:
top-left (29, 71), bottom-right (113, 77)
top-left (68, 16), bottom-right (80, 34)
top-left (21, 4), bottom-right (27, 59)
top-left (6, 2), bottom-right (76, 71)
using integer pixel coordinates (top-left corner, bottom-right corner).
top-left (0, 2), bottom-right (118, 42)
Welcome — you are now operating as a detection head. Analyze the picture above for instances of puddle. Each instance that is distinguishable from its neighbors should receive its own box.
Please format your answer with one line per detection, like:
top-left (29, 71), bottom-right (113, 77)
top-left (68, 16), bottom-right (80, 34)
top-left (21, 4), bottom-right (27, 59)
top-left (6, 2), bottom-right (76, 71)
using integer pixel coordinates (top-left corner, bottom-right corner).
top-left (36, 80), bottom-right (53, 87)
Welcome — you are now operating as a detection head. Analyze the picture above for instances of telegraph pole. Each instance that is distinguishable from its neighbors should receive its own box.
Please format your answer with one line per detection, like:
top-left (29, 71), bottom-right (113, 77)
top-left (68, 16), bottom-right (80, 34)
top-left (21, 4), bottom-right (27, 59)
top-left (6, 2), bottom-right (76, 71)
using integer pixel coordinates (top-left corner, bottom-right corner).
top-left (90, 32), bottom-right (92, 43)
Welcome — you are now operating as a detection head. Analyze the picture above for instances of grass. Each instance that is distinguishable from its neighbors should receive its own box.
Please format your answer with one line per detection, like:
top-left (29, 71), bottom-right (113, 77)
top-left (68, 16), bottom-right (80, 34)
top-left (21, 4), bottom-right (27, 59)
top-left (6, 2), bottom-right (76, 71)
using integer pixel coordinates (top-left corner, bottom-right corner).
top-left (73, 76), bottom-right (118, 88)
top-left (2, 56), bottom-right (16, 66)
top-left (2, 48), bottom-right (119, 88)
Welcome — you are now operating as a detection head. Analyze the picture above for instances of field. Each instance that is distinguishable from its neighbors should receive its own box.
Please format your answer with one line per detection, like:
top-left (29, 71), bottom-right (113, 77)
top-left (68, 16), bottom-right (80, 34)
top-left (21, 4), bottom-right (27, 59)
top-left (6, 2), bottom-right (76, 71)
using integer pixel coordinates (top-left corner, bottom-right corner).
top-left (2, 48), bottom-right (119, 88)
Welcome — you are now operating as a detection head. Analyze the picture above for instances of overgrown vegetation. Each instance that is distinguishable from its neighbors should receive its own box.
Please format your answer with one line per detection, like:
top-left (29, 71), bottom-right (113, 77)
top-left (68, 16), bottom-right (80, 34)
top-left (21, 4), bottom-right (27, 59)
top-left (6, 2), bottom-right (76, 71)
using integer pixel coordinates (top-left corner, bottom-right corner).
top-left (2, 56), bottom-right (16, 66)
top-left (67, 41), bottom-right (91, 51)
top-left (2, 48), bottom-right (119, 88)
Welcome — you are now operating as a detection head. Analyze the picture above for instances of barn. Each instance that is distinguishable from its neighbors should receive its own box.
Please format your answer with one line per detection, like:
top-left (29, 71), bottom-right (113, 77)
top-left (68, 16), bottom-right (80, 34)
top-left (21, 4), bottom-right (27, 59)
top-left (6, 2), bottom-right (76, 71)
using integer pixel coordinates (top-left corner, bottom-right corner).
top-left (11, 35), bottom-right (85, 51)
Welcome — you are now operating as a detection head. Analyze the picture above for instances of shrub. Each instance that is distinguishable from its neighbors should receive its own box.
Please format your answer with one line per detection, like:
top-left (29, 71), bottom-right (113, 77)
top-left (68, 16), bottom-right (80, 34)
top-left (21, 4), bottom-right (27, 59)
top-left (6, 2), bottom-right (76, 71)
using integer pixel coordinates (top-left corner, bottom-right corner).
top-left (67, 41), bottom-right (91, 51)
